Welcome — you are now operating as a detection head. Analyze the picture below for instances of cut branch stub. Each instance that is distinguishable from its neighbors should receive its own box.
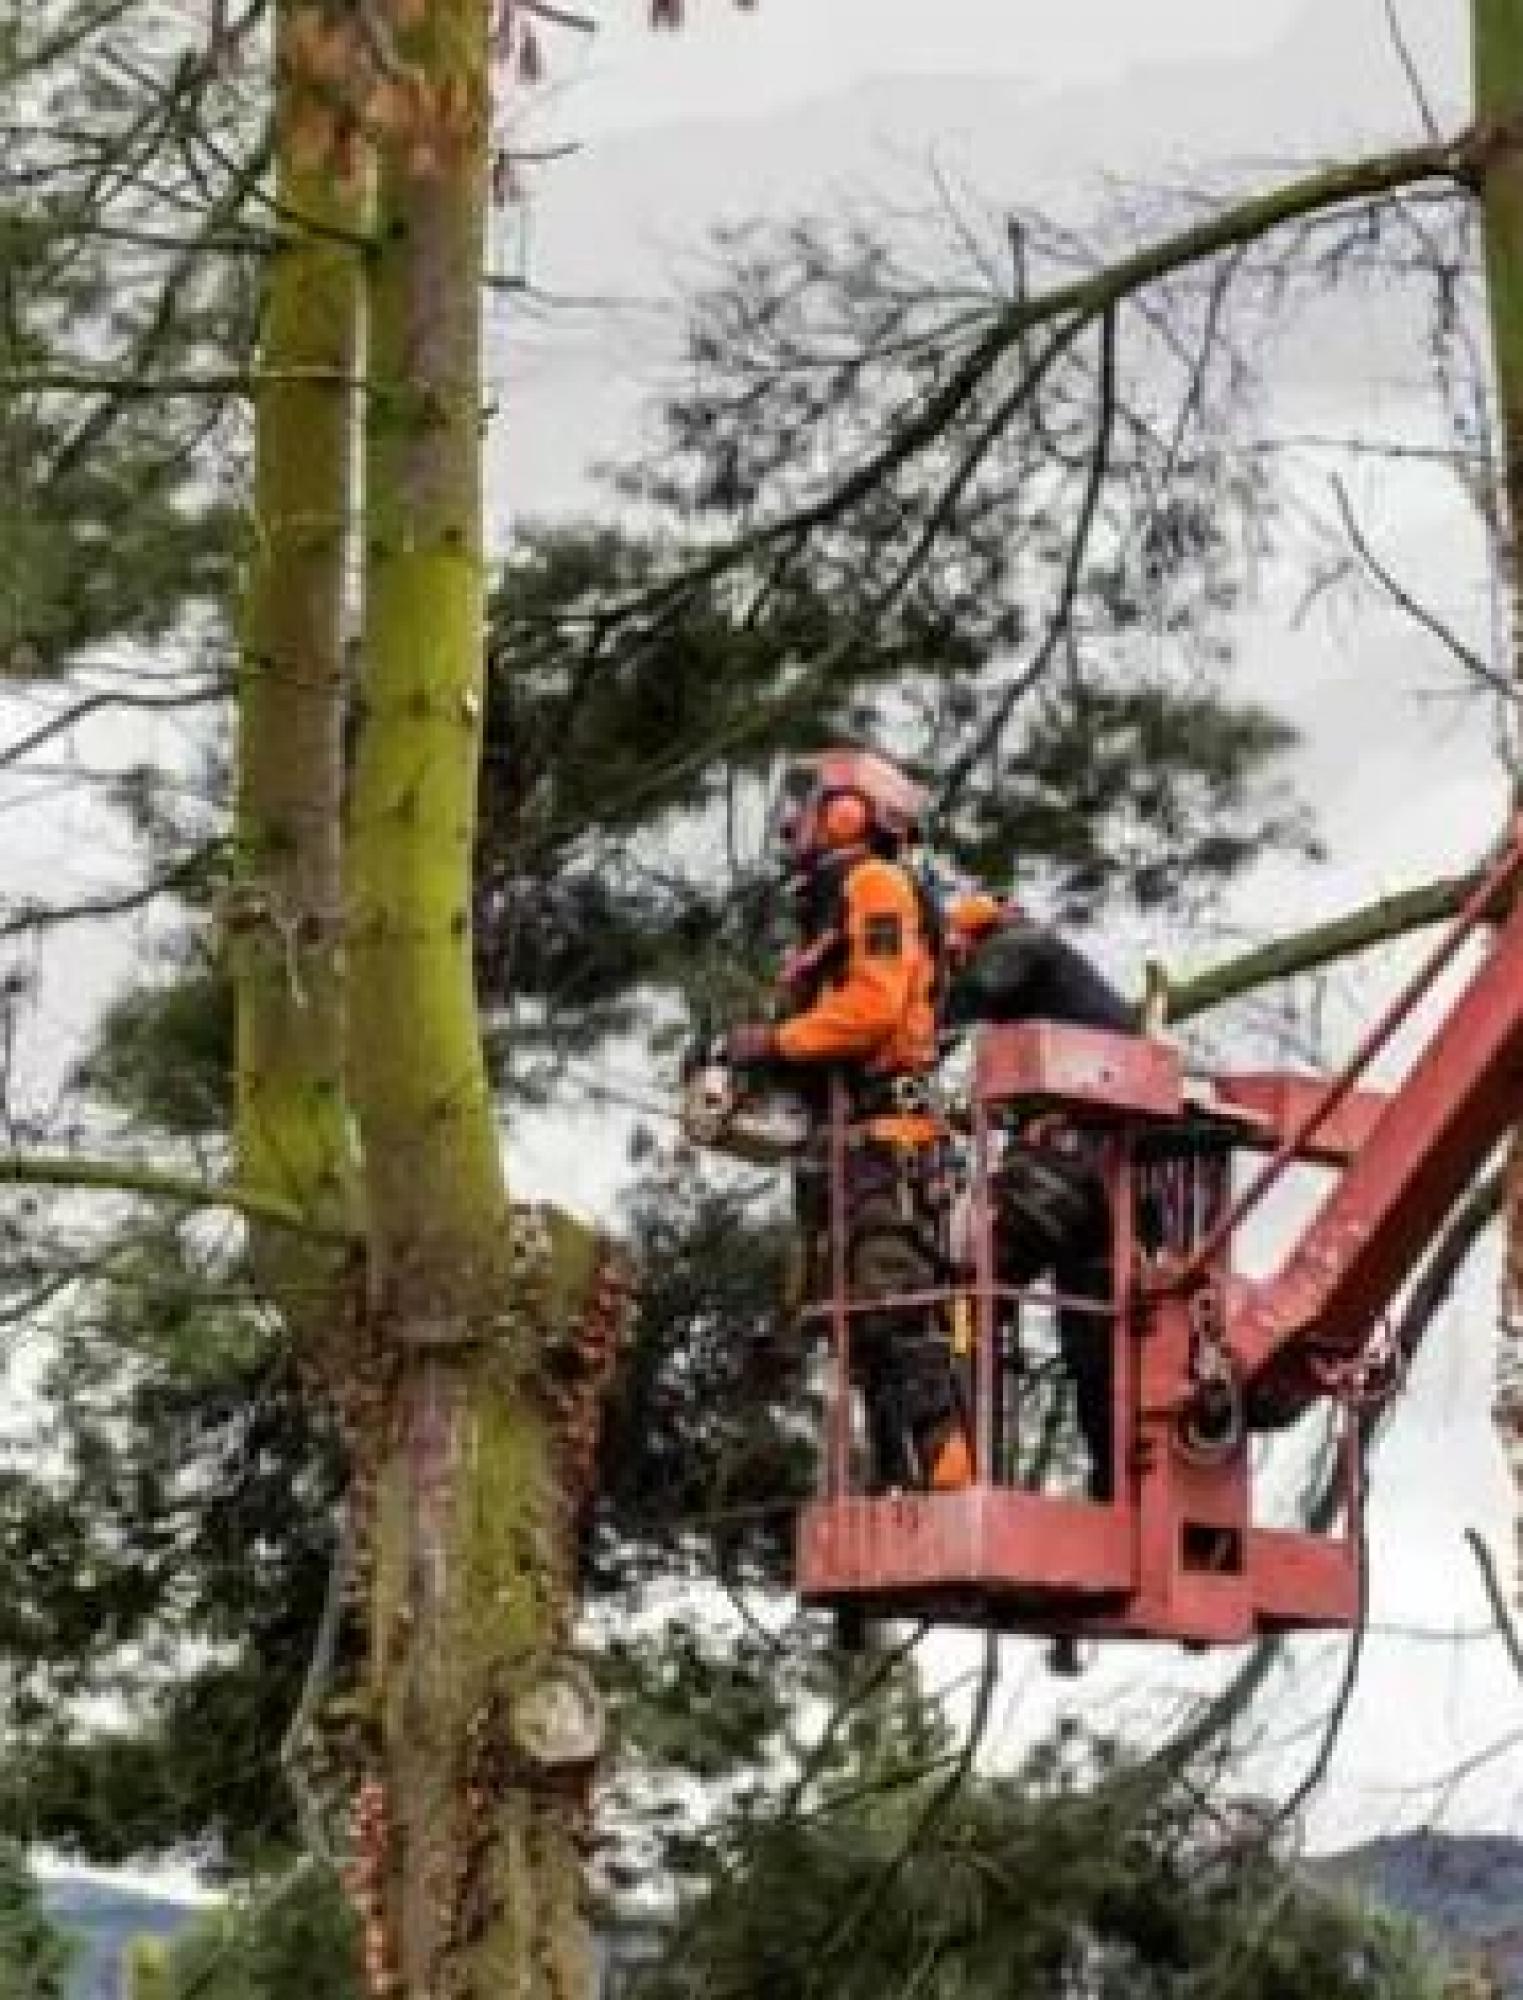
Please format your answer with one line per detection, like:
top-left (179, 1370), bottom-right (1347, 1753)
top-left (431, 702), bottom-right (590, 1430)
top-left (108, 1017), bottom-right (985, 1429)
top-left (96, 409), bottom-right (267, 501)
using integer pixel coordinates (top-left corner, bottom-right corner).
top-left (507, 1656), bottom-right (605, 1773)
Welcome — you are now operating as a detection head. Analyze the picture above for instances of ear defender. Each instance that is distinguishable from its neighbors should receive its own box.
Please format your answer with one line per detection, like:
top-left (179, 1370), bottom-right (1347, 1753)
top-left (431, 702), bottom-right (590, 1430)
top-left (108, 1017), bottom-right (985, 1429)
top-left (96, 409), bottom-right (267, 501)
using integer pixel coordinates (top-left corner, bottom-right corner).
top-left (816, 790), bottom-right (870, 850)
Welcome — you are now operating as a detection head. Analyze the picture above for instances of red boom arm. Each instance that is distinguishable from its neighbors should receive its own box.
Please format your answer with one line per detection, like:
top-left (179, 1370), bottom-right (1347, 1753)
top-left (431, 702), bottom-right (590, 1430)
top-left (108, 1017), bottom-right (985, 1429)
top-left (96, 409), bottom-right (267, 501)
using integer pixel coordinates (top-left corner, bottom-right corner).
top-left (1222, 830), bottom-right (1523, 1400)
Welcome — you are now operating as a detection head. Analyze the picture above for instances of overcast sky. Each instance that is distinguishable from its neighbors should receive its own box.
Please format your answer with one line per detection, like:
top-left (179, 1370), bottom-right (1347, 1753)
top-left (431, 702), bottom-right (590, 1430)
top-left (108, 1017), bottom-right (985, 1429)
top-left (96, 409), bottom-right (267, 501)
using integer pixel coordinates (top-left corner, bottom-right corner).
top-left (8, 0), bottom-right (1522, 1877)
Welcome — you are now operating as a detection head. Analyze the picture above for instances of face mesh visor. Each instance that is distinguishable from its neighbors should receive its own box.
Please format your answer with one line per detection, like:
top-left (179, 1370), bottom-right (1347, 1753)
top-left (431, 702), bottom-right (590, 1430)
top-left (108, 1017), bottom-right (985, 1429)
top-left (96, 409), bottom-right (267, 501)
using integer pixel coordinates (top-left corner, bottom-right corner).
top-left (771, 763), bottom-right (819, 854)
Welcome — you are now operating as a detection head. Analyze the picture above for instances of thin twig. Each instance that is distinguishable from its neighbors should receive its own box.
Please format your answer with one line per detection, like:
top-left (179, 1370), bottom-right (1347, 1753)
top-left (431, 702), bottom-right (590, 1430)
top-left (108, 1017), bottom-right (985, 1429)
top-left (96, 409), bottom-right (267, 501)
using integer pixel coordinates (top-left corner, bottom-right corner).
top-left (614, 126), bottom-right (1477, 633)
top-left (0, 684), bottom-right (226, 770)
top-left (0, 1151), bottom-right (350, 1239)
top-left (803, 1632), bottom-right (999, 1994)
top-left (0, 843), bottom-right (224, 939)
top-left (0, 367), bottom-right (356, 400)
top-left (520, 0), bottom-right (598, 28)
top-left (4, 0), bottom-right (142, 82)
top-left (875, 312), bottom-right (1088, 619)
top-left (938, 304), bottom-right (1119, 811)
top-left (1272, 1515), bottom-right (1368, 1836)
top-left (778, 1624), bottom-right (930, 1820)
top-left (1464, 1526), bottom-right (1523, 1685)
top-left (1331, 474), bottom-right (1507, 696)
top-left (281, 1499), bottom-right (354, 1863)
top-left (1382, 0), bottom-right (1441, 142)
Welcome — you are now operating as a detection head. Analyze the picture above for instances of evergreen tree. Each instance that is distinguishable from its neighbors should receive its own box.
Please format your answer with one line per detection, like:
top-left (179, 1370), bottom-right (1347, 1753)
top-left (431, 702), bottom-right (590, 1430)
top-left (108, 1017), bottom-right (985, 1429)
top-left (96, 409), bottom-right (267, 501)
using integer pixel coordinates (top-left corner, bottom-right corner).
top-left (0, 1841), bottom-right (74, 2000)
top-left (641, 1729), bottom-right (1450, 2000)
top-left (1, 3), bottom-right (252, 678)
top-left (102, 1733), bottom-right (1457, 2000)
top-left (158, 1867), bottom-right (360, 2000)
top-left (5, 2), bottom-right (1523, 1994)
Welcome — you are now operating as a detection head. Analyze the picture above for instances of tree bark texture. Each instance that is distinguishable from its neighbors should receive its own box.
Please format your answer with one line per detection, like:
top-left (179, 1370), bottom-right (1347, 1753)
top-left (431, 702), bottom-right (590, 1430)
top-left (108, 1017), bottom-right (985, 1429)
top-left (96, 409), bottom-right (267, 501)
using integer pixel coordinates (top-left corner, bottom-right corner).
top-left (235, 0), bottom-right (363, 1305)
top-left (342, 7), bottom-right (614, 1993)
top-left (1475, 0), bottom-right (1523, 1608)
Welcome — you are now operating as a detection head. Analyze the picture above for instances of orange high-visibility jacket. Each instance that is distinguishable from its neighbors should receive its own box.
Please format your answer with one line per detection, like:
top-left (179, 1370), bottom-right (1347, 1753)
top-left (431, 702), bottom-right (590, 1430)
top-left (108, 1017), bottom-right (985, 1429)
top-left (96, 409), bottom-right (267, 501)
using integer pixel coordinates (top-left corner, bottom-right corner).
top-left (774, 856), bottom-right (938, 1076)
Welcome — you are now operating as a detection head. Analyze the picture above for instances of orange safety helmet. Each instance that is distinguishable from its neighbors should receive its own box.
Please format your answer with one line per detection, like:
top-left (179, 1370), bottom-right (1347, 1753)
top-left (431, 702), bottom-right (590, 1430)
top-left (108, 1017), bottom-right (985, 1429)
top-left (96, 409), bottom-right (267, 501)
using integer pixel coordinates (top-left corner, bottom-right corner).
top-left (945, 890), bottom-right (1024, 962)
top-left (776, 748), bottom-right (927, 866)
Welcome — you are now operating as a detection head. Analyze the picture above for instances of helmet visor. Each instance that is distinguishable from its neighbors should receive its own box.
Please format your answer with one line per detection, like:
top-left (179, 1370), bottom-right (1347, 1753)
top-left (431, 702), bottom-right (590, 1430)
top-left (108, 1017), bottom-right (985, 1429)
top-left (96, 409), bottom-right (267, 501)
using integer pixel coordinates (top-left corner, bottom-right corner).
top-left (772, 762), bottom-right (821, 858)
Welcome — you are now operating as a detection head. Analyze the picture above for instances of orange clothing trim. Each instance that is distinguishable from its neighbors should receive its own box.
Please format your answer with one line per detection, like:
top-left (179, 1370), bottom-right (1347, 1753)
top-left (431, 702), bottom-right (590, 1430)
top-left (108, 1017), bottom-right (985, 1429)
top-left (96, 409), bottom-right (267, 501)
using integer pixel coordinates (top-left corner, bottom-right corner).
top-left (930, 1427), bottom-right (973, 1491)
top-left (862, 1113), bottom-right (944, 1148)
top-left (946, 891), bottom-right (1005, 943)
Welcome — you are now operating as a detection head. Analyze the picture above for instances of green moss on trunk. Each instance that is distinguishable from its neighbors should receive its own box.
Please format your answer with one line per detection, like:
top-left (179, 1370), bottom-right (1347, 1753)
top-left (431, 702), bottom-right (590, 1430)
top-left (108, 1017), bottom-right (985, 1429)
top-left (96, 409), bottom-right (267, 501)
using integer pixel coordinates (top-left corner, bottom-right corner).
top-left (343, 6), bottom-right (602, 1992)
top-left (234, 0), bottom-right (362, 1303)
top-left (363, 1218), bottom-right (604, 1997)
top-left (347, 15), bottom-right (502, 1308)
top-left (1476, 0), bottom-right (1523, 712)
top-left (369, 1340), bottom-right (591, 1998)
top-left (1477, 1), bottom-right (1523, 551)
top-left (1475, 0), bottom-right (1523, 1602)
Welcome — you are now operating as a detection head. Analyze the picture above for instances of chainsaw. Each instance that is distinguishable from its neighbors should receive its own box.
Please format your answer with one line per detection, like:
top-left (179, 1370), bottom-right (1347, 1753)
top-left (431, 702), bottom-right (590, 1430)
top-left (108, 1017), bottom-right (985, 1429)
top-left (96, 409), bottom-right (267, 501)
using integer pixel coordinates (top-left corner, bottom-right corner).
top-left (679, 1038), bottom-right (812, 1165)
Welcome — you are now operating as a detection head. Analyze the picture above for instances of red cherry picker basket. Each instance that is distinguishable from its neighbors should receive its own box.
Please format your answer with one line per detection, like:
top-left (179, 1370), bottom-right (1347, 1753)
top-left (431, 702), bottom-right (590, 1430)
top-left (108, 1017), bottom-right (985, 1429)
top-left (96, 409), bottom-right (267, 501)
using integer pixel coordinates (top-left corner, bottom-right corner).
top-left (795, 830), bottom-right (1523, 1647)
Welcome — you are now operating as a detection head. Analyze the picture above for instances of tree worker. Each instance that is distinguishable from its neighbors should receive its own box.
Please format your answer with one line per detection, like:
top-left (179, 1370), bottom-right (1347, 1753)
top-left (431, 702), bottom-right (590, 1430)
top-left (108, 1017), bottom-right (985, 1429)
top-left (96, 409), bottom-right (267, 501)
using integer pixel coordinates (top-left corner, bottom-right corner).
top-left (720, 748), bottom-right (972, 1494)
top-left (944, 894), bottom-right (1137, 1042)
top-left (942, 894), bottom-right (1136, 1501)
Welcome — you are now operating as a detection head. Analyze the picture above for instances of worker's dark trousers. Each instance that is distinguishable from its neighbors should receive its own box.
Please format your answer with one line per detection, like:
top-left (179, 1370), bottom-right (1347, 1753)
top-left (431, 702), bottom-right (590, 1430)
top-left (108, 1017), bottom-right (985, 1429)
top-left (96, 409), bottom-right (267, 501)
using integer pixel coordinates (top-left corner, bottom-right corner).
top-left (994, 1142), bottom-right (1114, 1502)
top-left (1054, 1253), bottom-right (1114, 1502)
top-left (800, 1143), bottom-right (955, 1493)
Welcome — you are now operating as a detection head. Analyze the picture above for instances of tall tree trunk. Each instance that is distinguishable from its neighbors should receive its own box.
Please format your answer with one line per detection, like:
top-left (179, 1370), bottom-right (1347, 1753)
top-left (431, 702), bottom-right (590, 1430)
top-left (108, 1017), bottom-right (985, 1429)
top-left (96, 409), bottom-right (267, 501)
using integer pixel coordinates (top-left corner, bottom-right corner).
top-left (345, 6), bottom-right (605, 1992)
top-left (1474, 0), bottom-right (1523, 1607)
top-left (234, 0), bottom-right (362, 1287)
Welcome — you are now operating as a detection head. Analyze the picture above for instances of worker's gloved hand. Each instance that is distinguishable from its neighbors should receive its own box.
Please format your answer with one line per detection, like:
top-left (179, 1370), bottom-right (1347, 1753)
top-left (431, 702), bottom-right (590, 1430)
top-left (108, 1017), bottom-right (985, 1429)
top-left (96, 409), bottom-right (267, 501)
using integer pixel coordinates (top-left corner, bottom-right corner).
top-left (722, 1022), bottom-right (778, 1070)
top-left (779, 932), bottom-right (837, 999)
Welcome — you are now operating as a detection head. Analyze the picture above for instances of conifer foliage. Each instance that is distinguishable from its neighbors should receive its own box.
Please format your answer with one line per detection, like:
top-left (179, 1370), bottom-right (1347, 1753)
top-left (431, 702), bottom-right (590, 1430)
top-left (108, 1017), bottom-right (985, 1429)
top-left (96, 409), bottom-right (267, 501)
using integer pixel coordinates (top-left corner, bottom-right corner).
top-left (3, 3), bottom-right (1521, 1996)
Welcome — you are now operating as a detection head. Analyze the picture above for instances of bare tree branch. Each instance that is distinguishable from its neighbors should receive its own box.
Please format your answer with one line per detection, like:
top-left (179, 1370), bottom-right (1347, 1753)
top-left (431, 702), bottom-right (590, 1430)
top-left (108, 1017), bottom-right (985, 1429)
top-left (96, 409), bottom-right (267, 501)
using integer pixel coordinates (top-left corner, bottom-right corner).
top-left (0, 1151), bottom-right (351, 1238)
top-left (0, 367), bottom-right (354, 400)
top-left (1160, 869), bottom-right (1482, 1024)
top-left (876, 311), bottom-right (1089, 621)
top-left (1382, 0), bottom-right (1442, 142)
top-left (803, 1633), bottom-right (1000, 1994)
top-left (622, 128), bottom-right (1480, 626)
top-left (1273, 1541), bottom-right (1367, 1834)
top-left (4, 0), bottom-right (144, 83)
top-left (1465, 1526), bottom-right (1523, 1684)
top-left (0, 683), bottom-right (226, 771)
top-left (778, 1625), bottom-right (930, 1821)
top-left (1153, 1167), bottom-right (1506, 1785)
top-left (519, 0), bottom-right (598, 28)
top-left (938, 304), bottom-right (1119, 811)
top-left (1330, 474), bottom-right (1509, 696)
top-left (0, 843), bottom-right (224, 938)
top-left (281, 1499), bottom-right (353, 1863)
